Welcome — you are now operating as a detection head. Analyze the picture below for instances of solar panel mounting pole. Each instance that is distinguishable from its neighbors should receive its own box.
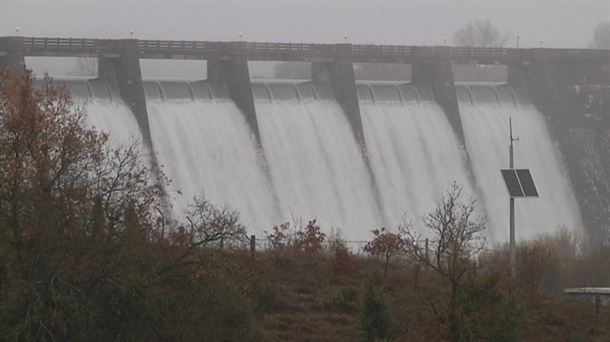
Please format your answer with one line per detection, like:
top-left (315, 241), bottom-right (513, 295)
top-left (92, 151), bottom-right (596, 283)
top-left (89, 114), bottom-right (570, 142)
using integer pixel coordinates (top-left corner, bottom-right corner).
top-left (509, 118), bottom-right (517, 278)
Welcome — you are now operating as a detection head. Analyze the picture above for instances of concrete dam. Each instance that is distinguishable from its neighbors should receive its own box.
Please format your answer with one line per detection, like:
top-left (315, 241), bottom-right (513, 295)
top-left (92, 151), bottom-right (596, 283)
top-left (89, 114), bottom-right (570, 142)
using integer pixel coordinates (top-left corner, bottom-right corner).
top-left (1, 36), bottom-right (608, 242)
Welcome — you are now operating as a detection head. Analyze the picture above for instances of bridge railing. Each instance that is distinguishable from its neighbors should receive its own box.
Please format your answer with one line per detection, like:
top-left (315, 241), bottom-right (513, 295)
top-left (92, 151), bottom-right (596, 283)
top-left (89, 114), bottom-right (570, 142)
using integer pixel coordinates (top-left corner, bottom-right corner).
top-left (352, 44), bottom-right (413, 57)
top-left (6, 36), bottom-right (608, 62)
top-left (247, 42), bottom-right (316, 53)
top-left (448, 46), bottom-right (510, 56)
top-left (137, 40), bottom-right (226, 53)
top-left (24, 37), bottom-right (99, 50)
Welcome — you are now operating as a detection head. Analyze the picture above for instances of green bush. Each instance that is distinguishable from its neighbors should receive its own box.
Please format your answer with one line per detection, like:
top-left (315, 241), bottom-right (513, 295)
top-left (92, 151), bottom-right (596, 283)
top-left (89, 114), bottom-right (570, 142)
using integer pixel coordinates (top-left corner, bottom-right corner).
top-left (361, 281), bottom-right (392, 341)
top-left (253, 280), bottom-right (283, 312)
top-left (325, 287), bottom-right (358, 312)
top-left (457, 275), bottom-right (524, 342)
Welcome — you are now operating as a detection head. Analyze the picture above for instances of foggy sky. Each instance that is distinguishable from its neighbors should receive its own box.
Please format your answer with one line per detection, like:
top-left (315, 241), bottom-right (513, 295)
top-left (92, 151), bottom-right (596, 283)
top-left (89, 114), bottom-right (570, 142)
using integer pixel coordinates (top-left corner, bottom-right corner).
top-left (1, 0), bottom-right (609, 49)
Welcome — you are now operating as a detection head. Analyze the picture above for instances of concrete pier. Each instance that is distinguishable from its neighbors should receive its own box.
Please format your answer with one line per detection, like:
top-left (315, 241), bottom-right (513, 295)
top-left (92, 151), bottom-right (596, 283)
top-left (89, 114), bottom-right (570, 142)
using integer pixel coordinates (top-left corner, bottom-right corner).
top-left (208, 55), bottom-right (260, 144)
top-left (98, 40), bottom-right (153, 152)
top-left (411, 61), bottom-right (465, 146)
top-left (0, 37), bottom-right (26, 73)
top-left (312, 61), bottom-right (366, 149)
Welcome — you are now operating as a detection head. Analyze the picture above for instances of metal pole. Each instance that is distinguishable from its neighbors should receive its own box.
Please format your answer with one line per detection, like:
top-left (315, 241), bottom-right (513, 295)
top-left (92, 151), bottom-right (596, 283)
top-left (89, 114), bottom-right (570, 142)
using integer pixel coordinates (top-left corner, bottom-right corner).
top-left (509, 118), bottom-right (516, 278)
top-left (250, 235), bottom-right (256, 259)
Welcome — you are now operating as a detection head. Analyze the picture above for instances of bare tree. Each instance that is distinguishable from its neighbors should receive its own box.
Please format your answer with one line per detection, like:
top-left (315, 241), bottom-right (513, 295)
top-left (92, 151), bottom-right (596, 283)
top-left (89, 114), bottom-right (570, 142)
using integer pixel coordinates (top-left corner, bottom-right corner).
top-left (405, 183), bottom-right (486, 342)
top-left (185, 196), bottom-right (247, 249)
top-left (453, 19), bottom-right (509, 47)
top-left (590, 22), bottom-right (610, 49)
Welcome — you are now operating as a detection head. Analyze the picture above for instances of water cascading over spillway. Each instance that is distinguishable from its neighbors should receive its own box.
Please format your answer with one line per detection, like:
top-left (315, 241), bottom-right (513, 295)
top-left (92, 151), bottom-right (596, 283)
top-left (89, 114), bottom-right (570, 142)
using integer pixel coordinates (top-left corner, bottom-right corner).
top-left (358, 83), bottom-right (474, 230)
top-left (456, 84), bottom-right (583, 240)
top-left (254, 82), bottom-right (383, 239)
top-left (144, 81), bottom-right (280, 233)
top-left (56, 79), bottom-right (144, 148)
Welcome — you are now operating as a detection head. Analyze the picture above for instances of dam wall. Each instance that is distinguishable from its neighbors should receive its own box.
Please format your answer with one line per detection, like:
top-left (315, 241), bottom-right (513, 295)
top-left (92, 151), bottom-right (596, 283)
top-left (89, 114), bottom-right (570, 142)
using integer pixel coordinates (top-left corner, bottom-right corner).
top-left (510, 60), bottom-right (610, 239)
top-left (2, 35), bottom-right (608, 240)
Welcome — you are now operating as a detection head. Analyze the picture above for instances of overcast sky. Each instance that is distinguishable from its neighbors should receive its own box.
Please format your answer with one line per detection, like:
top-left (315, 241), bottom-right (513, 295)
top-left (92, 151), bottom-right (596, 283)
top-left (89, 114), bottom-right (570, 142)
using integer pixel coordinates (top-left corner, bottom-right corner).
top-left (1, 0), bottom-right (609, 48)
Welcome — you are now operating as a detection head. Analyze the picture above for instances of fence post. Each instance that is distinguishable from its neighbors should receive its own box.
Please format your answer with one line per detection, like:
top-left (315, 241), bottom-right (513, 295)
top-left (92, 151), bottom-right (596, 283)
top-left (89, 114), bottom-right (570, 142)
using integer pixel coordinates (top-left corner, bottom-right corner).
top-left (595, 295), bottom-right (600, 319)
top-left (425, 238), bottom-right (429, 263)
top-left (250, 235), bottom-right (256, 259)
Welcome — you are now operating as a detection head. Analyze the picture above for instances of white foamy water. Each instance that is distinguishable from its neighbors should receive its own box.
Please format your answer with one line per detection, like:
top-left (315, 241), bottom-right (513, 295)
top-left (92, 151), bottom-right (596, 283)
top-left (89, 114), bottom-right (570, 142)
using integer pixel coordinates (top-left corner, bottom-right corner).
top-left (146, 98), bottom-right (281, 234)
top-left (63, 78), bottom-right (583, 243)
top-left (45, 79), bottom-right (144, 149)
top-left (255, 83), bottom-right (383, 239)
top-left (358, 83), bottom-right (474, 232)
top-left (457, 84), bottom-right (582, 241)
top-left (84, 99), bottom-right (144, 148)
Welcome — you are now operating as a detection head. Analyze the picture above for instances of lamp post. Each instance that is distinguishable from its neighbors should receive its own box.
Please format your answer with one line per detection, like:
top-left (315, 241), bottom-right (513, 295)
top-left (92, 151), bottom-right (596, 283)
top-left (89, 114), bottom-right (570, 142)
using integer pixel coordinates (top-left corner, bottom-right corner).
top-left (239, 32), bottom-right (243, 42)
top-left (130, 29), bottom-right (134, 39)
top-left (516, 35), bottom-right (520, 49)
top-left (509, 118), bottom-right (518, 278)
top-left (15, 27), bottom-right (20, 36)
top-left (539, 40), bottom-right (543, 48)
top-left (344, 35), bottom-right (348, 43)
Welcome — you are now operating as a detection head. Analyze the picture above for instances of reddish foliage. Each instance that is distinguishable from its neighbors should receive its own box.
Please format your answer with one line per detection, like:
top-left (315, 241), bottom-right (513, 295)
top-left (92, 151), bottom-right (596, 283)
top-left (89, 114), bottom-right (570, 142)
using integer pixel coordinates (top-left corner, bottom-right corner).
top-left (364, 227), bottom-right (407, 278)
top-left (294, 219), bottom-right (326, 255)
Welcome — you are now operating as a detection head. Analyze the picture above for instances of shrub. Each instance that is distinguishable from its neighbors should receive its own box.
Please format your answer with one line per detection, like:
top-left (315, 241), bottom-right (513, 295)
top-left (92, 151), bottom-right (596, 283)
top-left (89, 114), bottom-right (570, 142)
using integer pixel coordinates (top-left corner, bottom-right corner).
top-left (456, 275), bottom-right (524, 341)
top-left (293, 219), bottom-right (326, 255)
top-left (252, 280), bottom-right (283, 312)
top-left (266, 222), bottom-right (291, 251)
top-left (361, 280), bottom-right (392, 341)
top-left (325, 287), bottom-right (358, 312)
top-left (328, 230), bottom-right (356, 274)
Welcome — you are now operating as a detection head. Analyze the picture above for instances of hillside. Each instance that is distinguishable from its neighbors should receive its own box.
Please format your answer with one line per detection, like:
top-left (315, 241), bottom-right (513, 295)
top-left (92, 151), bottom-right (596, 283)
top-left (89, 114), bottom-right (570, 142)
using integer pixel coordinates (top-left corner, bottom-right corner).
top-left (236, 250), bottom-right (610, 341)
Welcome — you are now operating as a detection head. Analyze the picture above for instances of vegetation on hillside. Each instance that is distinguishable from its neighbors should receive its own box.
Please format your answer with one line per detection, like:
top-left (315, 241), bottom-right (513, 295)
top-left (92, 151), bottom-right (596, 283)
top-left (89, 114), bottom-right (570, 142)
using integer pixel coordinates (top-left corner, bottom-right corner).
top-left (0, 68), bottom-right (608, 341)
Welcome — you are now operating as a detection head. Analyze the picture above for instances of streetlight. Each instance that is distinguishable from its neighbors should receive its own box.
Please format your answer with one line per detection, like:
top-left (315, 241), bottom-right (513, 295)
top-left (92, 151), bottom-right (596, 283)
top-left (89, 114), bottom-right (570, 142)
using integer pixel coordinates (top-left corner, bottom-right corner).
top-left (443, 37), bottom-right (447, 46)
top-left (516, 35), bottom-right (520, 49)
top-left (239, 32), bottom-right (243, 41)
top-left (344, 35), bottom-right (348, 43)
top-left (130, 29), bottom-right (134, 39)
top-left (15, 27), bottom-right (20, 36)
top-left (539, 40), bottom-right (543, 48)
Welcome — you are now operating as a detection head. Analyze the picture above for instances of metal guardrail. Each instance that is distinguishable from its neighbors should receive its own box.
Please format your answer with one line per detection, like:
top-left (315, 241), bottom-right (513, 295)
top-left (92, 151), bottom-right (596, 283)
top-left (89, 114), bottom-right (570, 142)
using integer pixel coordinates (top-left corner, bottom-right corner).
top-left (138, 40), bottom-right (222, 52)
top-left (5, 37), bottom-right (608, 62)
top-left (24, 37), bottom-right (98, 49)
top-left (247, 42), bottom-right (317, 53)
top-left (352, 44), bottom-right (413, 56)
top-left (18, 37), bottom-right (516, 59)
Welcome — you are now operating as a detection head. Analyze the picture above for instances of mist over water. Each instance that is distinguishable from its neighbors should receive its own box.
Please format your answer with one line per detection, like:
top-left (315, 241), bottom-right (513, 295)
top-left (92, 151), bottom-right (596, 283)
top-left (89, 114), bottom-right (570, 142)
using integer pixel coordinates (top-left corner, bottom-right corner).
top-left (358, 83), bottom-right (474, 232)
top-left (457, 84), bottom-right (583, 241)
top-left (255, 82), bottom-right (382, 240)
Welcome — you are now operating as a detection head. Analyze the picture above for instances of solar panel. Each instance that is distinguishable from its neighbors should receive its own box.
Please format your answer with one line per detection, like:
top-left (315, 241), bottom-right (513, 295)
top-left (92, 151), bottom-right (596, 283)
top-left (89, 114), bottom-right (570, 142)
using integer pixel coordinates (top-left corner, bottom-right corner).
top-left (501, 169), bottom-right (524, 197)
top-left (516, 169), bottom-right (539, 197)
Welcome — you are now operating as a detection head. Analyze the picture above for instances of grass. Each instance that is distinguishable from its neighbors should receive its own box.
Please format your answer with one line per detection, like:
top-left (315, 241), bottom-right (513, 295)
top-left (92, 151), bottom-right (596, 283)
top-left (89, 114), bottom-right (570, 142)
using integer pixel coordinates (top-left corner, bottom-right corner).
top-left (223, 249), bottom-right (610, 341)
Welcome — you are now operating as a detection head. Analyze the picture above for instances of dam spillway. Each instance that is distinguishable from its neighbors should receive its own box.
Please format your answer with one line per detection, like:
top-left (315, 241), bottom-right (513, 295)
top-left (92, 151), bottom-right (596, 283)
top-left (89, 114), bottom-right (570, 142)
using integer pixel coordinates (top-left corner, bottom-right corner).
top-left (51, 77), bottom-right (590, 242)
top-left (254, 82), bottom-right (382, 240)
top-left (456, 84), bottom-right (583, 241)
top-left (358, 83), bottom-right (473, 229)
top-left (144, 81), bottom-right (280, 230)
